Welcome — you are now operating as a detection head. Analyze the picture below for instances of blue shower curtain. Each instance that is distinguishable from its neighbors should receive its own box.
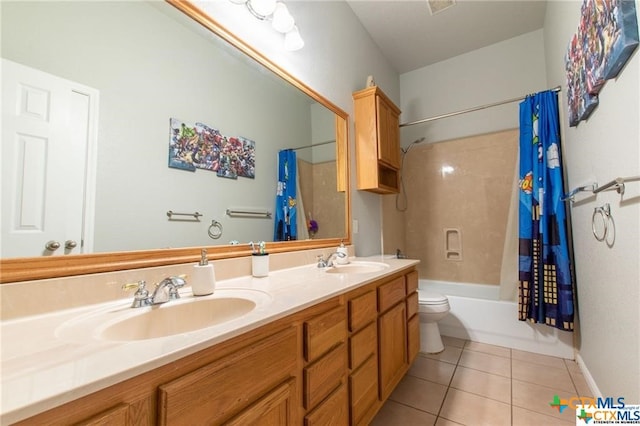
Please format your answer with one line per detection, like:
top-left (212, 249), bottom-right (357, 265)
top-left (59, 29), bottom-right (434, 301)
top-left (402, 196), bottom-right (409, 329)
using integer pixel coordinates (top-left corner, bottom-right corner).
top-left (518, 90), bottom-right (574, 332)
top-left (274, 149), bottom-right (297, 241)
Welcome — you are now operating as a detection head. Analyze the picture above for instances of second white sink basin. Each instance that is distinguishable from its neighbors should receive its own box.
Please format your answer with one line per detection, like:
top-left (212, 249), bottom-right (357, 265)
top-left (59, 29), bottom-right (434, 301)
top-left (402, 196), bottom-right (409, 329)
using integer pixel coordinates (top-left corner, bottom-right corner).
top-left (325, 261), bottom-right (389, 275)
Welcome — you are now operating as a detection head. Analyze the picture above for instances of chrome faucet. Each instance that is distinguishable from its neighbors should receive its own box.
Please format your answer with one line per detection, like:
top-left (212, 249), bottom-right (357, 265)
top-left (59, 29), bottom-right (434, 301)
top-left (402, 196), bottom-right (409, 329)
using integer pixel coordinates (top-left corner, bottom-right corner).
top-left (150, 276), bottom-right (186, 304)
top-left (122, 276), bottom-right (186, 308)
top-left (317, 251), bottom-right (346, 268)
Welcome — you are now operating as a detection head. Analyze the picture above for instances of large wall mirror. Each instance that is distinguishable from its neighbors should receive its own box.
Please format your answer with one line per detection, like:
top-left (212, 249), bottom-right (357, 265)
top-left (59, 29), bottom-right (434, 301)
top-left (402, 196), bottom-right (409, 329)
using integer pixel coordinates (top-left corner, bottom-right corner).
top-left (0, 0), bottom-right (350, 283)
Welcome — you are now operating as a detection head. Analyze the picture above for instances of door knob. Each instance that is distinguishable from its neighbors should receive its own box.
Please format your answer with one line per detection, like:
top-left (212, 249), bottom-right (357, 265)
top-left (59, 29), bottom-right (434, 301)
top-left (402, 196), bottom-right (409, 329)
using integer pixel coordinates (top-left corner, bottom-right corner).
top-left (65, 240), bottom-right (78, 250)
top-left (45, 240), bottom-right (61, 251)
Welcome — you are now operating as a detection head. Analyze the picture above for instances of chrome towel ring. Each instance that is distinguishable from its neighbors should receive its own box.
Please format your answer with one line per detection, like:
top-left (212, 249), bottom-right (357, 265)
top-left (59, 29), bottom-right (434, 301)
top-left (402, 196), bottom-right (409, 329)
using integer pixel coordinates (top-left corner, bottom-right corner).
top-left (208, 220), bottom-right (223, 239)
top-left (592, 204), bottom-right (615, 246)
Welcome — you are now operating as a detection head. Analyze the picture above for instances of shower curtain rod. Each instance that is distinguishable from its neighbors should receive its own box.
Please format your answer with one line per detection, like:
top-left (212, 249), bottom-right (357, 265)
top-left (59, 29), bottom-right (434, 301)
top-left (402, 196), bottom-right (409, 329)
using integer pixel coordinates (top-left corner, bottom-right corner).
top-left (291, 140), bottom-right (335, 151)
top-left (399, 86), bottom-right (562, 128)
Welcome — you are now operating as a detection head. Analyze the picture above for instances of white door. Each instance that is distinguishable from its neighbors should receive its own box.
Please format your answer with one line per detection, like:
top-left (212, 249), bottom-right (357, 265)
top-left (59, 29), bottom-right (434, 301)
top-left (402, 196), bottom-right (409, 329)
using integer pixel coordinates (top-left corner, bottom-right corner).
top-left (1, 59), bottom-right (98, 258)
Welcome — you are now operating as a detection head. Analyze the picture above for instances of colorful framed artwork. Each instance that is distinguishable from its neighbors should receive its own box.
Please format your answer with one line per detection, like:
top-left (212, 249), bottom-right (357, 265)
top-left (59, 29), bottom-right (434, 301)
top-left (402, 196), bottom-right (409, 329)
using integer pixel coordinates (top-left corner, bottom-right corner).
top-left (194, 122), bottom-right (222, 172)
top-left (565, 0), bottom-right (638, 127)
top-left (168, 118), bottom-right (199, 171)
top-left (566, 34), bottom-right (600, 127)
top-left (168, 118), bottom-right (256, 179)
top-left (216, 136), bottom-right (238, 179)
top-left (600, 0), bottom-right (639, 80)
top-left (237, 137), bottom-right (256, 179)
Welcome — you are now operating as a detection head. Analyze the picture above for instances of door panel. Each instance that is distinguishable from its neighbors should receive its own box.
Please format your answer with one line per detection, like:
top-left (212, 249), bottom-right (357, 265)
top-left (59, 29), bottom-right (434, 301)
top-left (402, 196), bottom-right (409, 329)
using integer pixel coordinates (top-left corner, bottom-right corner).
top-left (1, 59), bottom-right (97, 257)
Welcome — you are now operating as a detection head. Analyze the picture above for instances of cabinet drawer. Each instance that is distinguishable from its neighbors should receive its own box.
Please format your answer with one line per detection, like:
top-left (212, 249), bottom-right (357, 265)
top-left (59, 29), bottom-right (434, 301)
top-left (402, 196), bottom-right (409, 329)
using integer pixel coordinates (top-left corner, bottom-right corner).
top-left (406, 291), bottom-right (419, 319)
top-left (158, 327), bottom-right (297, 425)
top-left (304, 306), bottom-right (347, 362)
top-left (76, 403), bottom-right (129, 425)
top-left (349, 355), bottom-right (378, 425)
top-left (349, 321), bottom-right (376, 370)
top-left (408, 314), bottom-right (420, 364)
top-left (406, 270), bottom-right (419, 294)
top-left (348, 290), bottom-right (377, 332)
top-left (304, 383), bottom-right (349, 426)
top-left (377, 277), bottom-right (406, 312)
top-left (226, 379), bottom-right (295, 426)
top-left (304, 342), bottom-right (347, 410)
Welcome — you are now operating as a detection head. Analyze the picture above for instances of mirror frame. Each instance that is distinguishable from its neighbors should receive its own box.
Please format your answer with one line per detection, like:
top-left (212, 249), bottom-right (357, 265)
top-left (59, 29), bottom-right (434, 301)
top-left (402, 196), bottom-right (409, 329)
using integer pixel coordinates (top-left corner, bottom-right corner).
top-left (0, 0), bottom-right (351, 283)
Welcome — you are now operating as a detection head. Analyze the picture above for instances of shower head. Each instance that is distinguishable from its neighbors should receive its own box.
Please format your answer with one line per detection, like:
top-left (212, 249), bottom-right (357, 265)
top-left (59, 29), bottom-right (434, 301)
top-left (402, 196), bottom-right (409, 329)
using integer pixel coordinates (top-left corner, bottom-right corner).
top-left (402, 137), bottom-right (426, 154)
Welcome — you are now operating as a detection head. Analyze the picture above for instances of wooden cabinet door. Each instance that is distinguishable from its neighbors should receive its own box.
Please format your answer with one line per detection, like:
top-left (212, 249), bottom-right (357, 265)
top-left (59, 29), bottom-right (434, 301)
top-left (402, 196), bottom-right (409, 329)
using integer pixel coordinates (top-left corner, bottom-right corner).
top-left (375, 96), bottom-right (400, 170)
top-left (378, 302), bottom-right (408, 400)
top-left (407, 314), bottom-right (420, 365)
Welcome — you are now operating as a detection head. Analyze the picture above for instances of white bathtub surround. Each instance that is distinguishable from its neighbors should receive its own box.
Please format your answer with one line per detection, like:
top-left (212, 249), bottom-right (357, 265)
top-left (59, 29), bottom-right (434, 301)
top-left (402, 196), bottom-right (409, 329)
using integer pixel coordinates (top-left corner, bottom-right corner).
top-left (420, 280), bottom-right (574, 359)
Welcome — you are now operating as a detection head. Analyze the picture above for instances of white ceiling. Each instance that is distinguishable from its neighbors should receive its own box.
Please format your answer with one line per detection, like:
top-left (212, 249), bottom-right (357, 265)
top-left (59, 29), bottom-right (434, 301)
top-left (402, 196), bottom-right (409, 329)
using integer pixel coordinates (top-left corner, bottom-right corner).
top-left (346, 0), bottom-right (548, 74)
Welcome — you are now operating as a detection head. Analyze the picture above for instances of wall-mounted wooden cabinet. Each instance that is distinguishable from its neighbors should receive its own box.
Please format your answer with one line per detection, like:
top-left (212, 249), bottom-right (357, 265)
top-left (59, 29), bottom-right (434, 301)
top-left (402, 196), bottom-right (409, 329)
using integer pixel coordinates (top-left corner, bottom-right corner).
top-left (353, 86), bottom-right (401, 194)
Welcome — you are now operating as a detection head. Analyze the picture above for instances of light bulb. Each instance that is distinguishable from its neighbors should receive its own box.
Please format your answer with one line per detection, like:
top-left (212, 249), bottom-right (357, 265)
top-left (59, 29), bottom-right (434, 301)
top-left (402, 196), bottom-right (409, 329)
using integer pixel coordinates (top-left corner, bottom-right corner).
top-left (284, 26), bottom-right (304, 51)
top-left (248, 0), bottom-right (277, 18)
top-left (272, 2), bottom-right (295, 33)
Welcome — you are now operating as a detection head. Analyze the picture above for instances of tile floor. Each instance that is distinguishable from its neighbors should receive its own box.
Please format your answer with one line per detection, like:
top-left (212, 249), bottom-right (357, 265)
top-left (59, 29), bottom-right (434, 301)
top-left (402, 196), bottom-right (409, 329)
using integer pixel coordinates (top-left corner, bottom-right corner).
top-left (371, 336), bottom-right (592, 425)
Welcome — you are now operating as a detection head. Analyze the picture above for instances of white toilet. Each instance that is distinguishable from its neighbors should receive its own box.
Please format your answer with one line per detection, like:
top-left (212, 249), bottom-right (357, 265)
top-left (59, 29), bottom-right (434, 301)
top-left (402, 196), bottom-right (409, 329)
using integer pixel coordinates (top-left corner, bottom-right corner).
top-left (418, 290), bottom-right (451, 354)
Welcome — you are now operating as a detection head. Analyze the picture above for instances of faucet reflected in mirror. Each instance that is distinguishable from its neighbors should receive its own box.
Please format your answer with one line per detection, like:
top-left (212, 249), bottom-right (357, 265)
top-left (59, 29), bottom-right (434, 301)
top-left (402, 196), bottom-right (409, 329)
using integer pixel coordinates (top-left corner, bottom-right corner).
top-left (0, 0), bottom-right (350, 283)
top-left (316, 251), bottom-right (347, 268)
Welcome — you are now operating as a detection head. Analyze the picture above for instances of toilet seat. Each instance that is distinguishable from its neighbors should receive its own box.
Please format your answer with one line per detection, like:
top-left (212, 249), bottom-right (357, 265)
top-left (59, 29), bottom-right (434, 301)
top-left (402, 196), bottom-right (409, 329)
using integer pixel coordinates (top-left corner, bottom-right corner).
top-left (418, 291), bottom-right (448, 305)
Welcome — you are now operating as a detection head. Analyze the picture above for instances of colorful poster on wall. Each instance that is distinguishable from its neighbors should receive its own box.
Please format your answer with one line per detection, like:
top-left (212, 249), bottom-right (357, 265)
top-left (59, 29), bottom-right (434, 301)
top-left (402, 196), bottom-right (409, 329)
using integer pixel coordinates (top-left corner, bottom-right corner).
top-left (237, 137), bottom-right (256, 179)
top-left (565, 0), bottom-right (638, 127)
top-left (168, 118), bottom-right (255, 179)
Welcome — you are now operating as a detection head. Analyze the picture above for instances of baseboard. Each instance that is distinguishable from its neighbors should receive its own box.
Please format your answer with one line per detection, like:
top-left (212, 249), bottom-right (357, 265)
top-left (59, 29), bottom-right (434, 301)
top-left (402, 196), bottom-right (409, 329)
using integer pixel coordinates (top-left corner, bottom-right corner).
top-left (575, 353), bottom-right (602, 398)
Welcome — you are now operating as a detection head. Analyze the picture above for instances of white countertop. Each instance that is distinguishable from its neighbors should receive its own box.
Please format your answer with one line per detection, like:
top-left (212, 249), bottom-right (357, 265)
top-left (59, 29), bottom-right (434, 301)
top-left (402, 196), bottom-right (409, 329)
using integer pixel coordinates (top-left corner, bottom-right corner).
top-left (0, 256), bottom-right (418, 424)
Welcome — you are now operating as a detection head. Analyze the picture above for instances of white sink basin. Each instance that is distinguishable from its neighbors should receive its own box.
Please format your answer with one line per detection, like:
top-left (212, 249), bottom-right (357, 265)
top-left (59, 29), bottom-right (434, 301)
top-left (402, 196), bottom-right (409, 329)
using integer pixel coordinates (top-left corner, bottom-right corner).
top-left (56, 289), bottom-right (271, 342)
top-left (101, 297), bottom-right (255, 341)
top-left (325, 261), bottom-right (389, 275)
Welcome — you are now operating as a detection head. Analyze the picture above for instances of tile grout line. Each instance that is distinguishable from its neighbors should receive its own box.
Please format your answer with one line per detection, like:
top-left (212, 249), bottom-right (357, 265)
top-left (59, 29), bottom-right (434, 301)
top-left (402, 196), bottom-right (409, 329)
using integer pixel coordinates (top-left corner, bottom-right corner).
top-left (510, 348), bottom-right (514, 426)
top-left (563, 358), bottom-right (580, 396)
top-left (434, 340), bottom-right (468, 424)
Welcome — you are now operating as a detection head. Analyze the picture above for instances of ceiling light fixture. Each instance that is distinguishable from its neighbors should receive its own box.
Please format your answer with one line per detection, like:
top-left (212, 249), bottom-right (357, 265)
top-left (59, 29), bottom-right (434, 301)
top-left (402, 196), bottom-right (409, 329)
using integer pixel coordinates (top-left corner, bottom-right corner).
top-left (427, 0), bottom-right (456, 16)
top-left (230, 0), bottom-right (304, 51)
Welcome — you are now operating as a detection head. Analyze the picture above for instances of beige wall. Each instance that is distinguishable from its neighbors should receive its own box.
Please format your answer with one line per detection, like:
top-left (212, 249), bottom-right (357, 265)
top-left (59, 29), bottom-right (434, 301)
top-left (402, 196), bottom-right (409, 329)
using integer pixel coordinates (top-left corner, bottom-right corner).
top-left (298, 160), bottom-right (345, 240)
top-left (401, 129), bottom-right (518, 285)
top-left (544, 0), bottom-right (639, 400)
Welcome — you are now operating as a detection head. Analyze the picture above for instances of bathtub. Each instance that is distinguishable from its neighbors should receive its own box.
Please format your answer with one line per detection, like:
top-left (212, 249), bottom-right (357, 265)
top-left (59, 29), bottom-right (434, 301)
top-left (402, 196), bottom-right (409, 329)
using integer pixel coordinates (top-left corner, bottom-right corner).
top-left (421, 279), bottom-right (574, 359)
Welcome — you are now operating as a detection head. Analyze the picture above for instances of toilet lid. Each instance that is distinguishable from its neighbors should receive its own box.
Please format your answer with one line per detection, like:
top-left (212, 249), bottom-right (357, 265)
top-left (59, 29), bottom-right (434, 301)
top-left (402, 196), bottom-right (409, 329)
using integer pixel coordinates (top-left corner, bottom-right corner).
top-left (418, 291), bottom-right (448, 304)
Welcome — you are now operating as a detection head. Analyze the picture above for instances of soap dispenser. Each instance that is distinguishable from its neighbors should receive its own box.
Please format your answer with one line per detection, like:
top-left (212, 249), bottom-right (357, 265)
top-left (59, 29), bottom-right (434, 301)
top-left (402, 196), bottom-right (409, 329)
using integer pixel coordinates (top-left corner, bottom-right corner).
top-left (192, 249), bottom-right (215, 296)
top-left (336, 240), bottom-right (349, 265)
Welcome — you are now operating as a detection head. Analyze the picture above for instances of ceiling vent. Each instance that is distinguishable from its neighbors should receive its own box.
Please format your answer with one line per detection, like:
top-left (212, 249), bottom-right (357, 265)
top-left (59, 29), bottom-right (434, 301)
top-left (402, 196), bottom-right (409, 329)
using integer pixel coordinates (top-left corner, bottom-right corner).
top-left (427, 0), bottom-right (456, 15)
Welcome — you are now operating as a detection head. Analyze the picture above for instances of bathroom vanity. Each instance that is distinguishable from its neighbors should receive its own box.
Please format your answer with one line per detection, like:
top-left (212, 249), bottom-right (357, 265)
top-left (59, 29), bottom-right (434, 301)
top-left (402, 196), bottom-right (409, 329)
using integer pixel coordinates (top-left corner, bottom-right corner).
top-left (1, 257), bottom-right (419, 425)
